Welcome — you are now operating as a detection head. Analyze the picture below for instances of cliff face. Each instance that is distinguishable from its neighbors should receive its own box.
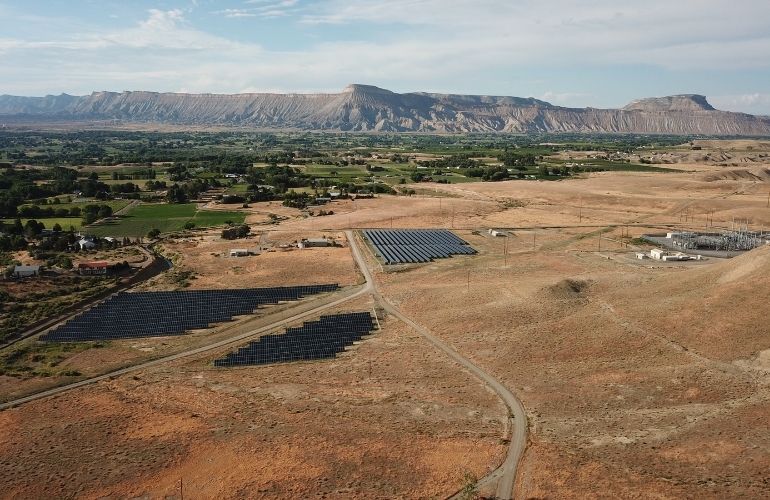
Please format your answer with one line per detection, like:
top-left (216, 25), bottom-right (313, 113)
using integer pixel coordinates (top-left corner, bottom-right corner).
top-left (1, 84), bottom-right (769, 135)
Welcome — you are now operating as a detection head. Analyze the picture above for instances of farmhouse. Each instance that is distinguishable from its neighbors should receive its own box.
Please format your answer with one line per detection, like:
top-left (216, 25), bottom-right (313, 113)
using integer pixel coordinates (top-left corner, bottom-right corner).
top-left (77, 239), bottom-right (96, 250)
top-left (78, 261), bottom-right (109, 276)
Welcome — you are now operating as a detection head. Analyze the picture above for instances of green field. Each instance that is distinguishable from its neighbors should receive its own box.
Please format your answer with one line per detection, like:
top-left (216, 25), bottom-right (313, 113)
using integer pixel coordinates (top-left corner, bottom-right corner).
top-left (20, 199), bottom-right (132, 212)
top-left (225, 183), bottom-right (249, 194)
top-left (2, 217), bottom-right (83, 231)
top-left (87, 203), bottom-right (246, 237)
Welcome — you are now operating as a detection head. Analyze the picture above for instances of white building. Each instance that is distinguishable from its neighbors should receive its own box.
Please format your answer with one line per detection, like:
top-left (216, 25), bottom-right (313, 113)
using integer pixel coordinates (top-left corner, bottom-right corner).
top-left (77, 239), bottom-right (96, 250)
top-left (650, 248), bottom-right (701, 261)
top-left (229, 249), bottom-right (250, 257)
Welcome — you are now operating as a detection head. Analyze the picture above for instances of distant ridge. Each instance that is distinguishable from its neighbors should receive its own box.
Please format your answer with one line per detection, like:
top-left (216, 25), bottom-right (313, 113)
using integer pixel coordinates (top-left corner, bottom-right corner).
top-left (1, 84), bottom-right (769, 135)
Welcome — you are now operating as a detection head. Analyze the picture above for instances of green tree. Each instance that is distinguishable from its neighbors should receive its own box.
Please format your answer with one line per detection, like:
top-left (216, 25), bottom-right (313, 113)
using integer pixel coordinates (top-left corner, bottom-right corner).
top-left (57, 255), bottom-right (73, 269)
top-left (98, 205), bottom-right (113, 219)
top-left (82, 212), bottom-right (98, 225)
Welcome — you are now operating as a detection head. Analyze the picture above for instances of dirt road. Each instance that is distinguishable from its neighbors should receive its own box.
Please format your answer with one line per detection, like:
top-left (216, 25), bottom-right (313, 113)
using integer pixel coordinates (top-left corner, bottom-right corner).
top-left (345, 230), bottom-right (528, 500)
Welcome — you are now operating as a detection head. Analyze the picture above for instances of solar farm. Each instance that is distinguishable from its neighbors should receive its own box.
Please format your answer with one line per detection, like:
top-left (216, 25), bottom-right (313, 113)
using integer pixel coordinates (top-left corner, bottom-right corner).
top-left (214, 312), bottom-right (376, 366)
top-left (39, 285), bottom-right (339, 342)
top-left (362, 229), bottom-right (477, 264)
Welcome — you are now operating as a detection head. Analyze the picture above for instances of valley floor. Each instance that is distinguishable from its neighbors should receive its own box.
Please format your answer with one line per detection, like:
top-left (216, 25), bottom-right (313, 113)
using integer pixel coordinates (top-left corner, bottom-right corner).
top-left (2, 160), bottom-right (770, 498)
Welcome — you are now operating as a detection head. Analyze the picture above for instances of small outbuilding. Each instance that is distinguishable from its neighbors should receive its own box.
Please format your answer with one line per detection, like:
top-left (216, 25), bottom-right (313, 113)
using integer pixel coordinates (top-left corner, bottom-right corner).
top-left (229, 249), bottom-right (250, 257)
top-left (13, 265), bottom-right (41, 278)
top-left (299, 238), bottom-right (333, 248)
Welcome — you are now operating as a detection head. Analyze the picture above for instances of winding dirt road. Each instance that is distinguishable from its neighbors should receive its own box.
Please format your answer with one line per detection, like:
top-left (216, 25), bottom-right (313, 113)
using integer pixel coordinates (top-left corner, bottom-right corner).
top-left (346, 230), bottom-right (528, 500)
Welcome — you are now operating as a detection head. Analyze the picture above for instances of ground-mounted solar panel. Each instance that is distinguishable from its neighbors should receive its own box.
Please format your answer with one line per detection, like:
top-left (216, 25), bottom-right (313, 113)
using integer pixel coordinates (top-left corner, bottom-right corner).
top-left (39, 284), bottom-right (340, 342)
top-left (213, 312), bottom-right (377, 367)
top-left (362, 229), bottom-right (477, 265)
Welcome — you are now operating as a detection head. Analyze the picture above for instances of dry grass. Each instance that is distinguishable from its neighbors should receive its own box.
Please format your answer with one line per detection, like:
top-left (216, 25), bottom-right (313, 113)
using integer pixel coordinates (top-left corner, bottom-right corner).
top-left (2, 141), bottom-right (770, 498)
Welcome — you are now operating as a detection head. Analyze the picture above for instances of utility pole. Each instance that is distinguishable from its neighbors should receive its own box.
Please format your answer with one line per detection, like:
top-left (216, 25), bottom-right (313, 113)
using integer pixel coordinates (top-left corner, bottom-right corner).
top-left (533, 232), bottom-right (536, 250)
top-left (180, 478), bottom-right (184, 500)
top-left (467, 268), bottom-right (470, 291)
top-left (598, 232), bottom-right (601, 252)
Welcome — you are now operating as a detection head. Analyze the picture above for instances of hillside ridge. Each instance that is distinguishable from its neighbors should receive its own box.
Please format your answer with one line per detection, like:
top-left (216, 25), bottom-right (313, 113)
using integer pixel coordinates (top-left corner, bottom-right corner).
top-left (1, 85), bottom-right (769, 135)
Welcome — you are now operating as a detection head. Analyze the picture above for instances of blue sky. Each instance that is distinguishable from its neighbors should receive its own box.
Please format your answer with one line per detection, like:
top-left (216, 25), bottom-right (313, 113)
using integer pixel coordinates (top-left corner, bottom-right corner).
top-left (1, 0), bottom-right (769, 114)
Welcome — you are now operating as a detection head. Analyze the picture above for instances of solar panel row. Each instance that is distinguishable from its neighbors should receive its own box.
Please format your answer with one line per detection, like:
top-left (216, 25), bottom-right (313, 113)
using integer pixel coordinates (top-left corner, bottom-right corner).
top-left (214, 312), bottom-right (376, 366)
top-left (362, 229), bottom-right (477, 265)
top-left (40, 284), bottom-right (340, 342)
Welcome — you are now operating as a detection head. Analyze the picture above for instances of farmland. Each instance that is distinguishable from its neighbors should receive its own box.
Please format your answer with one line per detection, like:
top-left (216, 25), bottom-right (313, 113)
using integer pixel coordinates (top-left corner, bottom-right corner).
top-left (1, 217), bottom-right (83, 231)
top-left (88, 203), bottom-right (246, 237)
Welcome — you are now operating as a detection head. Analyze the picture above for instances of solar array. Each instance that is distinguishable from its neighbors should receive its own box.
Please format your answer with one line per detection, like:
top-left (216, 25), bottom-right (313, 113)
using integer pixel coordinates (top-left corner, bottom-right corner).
top-left (40, 285), bottom-right (339, 342)
top-left (362, 229), bottom-right (477, 264)
top-left (214, 312), bottom-right (376, 366)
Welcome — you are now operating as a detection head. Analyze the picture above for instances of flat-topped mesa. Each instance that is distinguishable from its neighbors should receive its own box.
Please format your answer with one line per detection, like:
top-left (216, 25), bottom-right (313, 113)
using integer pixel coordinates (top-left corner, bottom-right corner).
top-left (343, 83), bottom-right (394, 95)
top-left (1, 85), bottom-right (768, 134)
top-left (623, 94), bottom-right (716, 112)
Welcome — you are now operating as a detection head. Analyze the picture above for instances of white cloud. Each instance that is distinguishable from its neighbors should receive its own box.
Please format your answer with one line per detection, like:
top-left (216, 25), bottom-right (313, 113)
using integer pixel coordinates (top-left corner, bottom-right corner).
top-left (217, 0), bottom-right (300, 18)
top-left (301, 0), bottom-right (770, 69)
top-left (214, 9), bottom-right (258, 18)
top-left (1, 9), bottom-right (247, 51)
top-left (711, 94), bottom-right (770, 115)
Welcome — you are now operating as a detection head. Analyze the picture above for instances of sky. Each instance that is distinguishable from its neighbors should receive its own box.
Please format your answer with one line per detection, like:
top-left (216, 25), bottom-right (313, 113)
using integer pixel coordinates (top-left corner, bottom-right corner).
top-left (1, 0), bottom-right (769, 114)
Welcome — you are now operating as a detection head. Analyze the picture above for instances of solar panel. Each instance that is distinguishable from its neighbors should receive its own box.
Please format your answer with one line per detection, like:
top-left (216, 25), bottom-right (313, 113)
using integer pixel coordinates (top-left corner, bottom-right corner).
top-left (213, 312), bottom-right (377, 367)
top-left (40, 284), bottom-right (340, 342)
top-left (362, 229), bottom-right (477, 265)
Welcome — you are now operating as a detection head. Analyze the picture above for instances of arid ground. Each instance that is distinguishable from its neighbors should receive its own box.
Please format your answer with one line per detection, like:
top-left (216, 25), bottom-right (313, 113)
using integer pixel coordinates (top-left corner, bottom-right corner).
top-left (1, 140), bottom-right (769, 498)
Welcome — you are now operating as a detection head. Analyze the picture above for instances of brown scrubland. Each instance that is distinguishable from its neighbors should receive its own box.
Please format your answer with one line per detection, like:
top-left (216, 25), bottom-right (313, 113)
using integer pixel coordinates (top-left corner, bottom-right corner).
top-left (1, 140), bottom-right (769, 498)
